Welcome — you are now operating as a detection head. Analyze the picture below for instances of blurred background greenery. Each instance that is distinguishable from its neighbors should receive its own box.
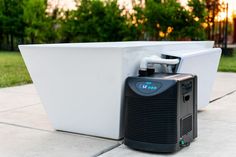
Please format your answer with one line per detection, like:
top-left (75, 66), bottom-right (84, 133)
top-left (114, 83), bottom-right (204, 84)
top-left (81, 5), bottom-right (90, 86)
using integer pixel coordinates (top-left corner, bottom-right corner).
top-left (0, 0), bottom-right (229, 51)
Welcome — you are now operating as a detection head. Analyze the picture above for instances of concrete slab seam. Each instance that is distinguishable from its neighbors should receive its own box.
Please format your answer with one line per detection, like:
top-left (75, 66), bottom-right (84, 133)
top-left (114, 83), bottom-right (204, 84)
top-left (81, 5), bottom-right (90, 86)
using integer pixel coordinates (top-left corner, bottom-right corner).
top-left (210, 90), bottom-right (236, 103)
top-left (0, 122), bottom-right (120, 142)
top-left (0, 103), bottom-right (40, 113)
top-left (0, 121), bottom-right (52, 133)
top-left (94, 141), bottom-right (123, 157)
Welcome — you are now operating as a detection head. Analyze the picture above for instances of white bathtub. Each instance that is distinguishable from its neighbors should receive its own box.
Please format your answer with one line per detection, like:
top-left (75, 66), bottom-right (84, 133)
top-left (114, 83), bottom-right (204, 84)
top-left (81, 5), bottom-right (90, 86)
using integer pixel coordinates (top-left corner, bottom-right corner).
top-left (19, 41), bottom-right (221, 139)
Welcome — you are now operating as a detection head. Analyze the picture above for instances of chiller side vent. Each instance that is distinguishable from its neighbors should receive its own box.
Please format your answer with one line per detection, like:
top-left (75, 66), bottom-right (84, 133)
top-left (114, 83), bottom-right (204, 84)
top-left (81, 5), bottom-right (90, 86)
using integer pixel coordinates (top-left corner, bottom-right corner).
top-left (180, 115), bottom-right (192, 137)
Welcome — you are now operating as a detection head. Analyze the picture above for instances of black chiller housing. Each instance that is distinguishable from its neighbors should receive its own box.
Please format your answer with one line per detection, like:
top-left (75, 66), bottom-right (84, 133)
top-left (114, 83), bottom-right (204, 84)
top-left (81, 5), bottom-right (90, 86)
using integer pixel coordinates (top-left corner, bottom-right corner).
top-left (124, 73), bottom-right (197, 153)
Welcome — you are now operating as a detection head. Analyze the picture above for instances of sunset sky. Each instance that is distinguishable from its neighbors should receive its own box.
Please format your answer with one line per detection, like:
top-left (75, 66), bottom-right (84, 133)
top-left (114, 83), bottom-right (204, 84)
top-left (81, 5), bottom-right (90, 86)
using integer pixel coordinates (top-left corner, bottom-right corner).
top-left (180, 0), bottom-right (236, 19)
top-left (48, 0), bottom-right (236, 19)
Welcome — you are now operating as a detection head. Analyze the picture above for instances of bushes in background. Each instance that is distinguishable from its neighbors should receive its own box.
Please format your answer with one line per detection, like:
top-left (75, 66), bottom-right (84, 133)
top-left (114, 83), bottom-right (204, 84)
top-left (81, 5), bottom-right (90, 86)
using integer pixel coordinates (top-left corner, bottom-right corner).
top-left (0, 0), bottom-right (208, 51)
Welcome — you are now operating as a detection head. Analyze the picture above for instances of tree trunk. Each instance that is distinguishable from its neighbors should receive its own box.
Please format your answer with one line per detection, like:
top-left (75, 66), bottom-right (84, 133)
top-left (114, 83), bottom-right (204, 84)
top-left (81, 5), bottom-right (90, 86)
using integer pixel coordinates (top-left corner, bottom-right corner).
top-left (31, 33), bottom-right (35, 44)
top-left (10, 34), bottom-right (14, 51)
top-left (6, 34), bottom-right (10, 50)
top-left (0, 33), bottom-right (2, 50)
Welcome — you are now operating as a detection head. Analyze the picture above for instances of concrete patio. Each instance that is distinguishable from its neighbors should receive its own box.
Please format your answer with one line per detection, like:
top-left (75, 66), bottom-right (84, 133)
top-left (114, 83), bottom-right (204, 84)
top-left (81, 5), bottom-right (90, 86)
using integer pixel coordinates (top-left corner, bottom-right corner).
top-left (0, 72), bottom-right (236, 157)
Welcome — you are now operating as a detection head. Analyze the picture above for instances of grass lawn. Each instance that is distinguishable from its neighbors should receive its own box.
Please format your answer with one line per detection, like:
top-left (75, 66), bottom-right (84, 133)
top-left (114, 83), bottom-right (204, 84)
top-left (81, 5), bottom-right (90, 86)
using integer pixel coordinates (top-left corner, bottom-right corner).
top-left (218, 51), bottom-right (236, 72)
top-left (0, 51), bottom-right (32, 88)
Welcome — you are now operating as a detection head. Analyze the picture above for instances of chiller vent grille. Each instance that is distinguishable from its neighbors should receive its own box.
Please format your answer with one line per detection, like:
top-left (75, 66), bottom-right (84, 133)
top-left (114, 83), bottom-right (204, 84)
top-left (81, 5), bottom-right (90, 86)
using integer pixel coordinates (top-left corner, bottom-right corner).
top-left (181, 115), bottom-right (192, 137)
top-left (125, 97), bottom-right (177, 144)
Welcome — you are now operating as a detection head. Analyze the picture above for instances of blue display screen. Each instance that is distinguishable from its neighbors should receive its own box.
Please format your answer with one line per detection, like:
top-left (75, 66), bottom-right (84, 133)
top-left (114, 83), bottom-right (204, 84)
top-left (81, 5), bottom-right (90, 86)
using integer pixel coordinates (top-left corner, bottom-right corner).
top-left (135, 81), bottom-right (162, 94)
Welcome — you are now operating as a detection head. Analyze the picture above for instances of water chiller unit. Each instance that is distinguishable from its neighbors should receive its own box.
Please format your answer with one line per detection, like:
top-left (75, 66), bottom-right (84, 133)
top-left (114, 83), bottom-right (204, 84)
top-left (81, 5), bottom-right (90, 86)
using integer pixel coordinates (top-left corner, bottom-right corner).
top-left (124, 73), bottom-right (197, 153)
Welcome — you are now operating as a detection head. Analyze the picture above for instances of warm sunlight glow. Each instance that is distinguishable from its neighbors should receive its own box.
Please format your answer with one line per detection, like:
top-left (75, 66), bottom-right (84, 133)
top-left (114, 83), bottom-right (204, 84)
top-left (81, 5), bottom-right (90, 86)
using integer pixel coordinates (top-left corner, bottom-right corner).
top-left (180, 0), bottom-right (236, 21)
top-left (214, 0), bottom-right (235, 22)
top-left (118, 0), bottom-right (145, 10)
top-left (223, 0), bottom-right (236, 20)
top-left (216, 12), bottom-right (227, 21)
top-left (48, 0), bottom-right (236, 21)
top-left (47, 0), bottom-right (76, 12)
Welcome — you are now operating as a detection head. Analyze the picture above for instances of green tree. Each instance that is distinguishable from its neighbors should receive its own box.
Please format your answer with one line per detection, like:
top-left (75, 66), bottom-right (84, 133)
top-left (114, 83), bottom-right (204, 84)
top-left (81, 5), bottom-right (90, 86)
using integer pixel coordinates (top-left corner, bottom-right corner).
top-left (0, 0), bottom-right (24, 50)
top-left (205, 0), bottom-right (221, 39)
top-left (187, 0), bottom-right (207, 40)
top-left (188, 0), bottom-right (207, 22)
top-left (144, 0), bottom-right (186, 40)
top-left (58, 10), bottom-right (76, 42)
top-left (127, 4), bottom-right (147, 40)
top-left (0, 1), bottom-right (4, 49)
top-left (132, 0), bottom-right (207, 40)
top-left (60, 0), bottom-right (129, 42)
top-left (44, 8), bottom-right (61, 43)
top-left (23, 0), bottom-right (47, 44)
top-left (100, 0), bottom-right (129, 41)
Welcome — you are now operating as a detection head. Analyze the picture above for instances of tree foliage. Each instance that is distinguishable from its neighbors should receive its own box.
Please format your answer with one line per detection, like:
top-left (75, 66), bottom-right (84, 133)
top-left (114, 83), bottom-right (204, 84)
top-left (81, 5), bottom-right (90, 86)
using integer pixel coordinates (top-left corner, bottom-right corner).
top-left (0, 0), bottom-right (24, 50)
top-left (144, 0), bottom-right (185, 40)
top-left (60, 0), bottom-right (129, 42)
top-left (131, 0), bottom-right (207, 40)
top-left (0, 0), bottom-right (214, 51)
top-left (23, 0), bottom-right (47, 44)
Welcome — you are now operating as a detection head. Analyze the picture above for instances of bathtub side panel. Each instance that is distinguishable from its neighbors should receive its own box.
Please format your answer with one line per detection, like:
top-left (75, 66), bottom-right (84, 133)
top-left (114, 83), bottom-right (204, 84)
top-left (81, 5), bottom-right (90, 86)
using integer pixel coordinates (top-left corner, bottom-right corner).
top-left (19, 46), bottom-right (123, 139)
